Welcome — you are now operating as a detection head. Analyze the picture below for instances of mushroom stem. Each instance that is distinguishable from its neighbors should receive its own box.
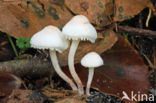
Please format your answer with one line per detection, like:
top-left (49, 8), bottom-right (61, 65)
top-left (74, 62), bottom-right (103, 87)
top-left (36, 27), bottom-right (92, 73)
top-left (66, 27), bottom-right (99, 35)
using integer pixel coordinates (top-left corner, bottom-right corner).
top-left (50, 50), bottom-right (77, 91)
top-left (68, 40), bottom-right (84, 95)
top-left (86, 67), bottom-right (94, 96)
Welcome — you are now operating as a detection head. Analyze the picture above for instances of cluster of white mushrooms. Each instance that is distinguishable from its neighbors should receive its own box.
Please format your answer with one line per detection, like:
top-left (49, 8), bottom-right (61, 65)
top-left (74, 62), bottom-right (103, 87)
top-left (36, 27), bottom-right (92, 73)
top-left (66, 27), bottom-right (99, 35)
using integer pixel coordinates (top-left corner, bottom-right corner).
top-left (30, 15), bottom-right (104, 96)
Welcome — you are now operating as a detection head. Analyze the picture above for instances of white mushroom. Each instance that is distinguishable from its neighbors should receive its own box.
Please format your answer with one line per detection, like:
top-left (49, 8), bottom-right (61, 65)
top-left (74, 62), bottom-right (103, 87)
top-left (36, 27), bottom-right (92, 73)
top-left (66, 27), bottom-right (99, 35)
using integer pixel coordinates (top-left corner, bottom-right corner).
top-left (62, 15), bottom-right (97, 95)
top-left (81, 52), bottom-right (104, 96)
top-left (30, 25), bottom-right (77, 91)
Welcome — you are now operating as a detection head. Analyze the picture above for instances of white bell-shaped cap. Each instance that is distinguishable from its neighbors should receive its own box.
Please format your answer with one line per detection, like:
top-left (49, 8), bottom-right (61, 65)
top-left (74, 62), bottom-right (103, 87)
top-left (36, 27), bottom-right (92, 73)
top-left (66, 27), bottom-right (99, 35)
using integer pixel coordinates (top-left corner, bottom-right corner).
top-left (81, 52), bottom-right (104, 68)
top-left (62, 15), bottom-right (97, 43)
top-left (30, 25), bottom-right (68, 53)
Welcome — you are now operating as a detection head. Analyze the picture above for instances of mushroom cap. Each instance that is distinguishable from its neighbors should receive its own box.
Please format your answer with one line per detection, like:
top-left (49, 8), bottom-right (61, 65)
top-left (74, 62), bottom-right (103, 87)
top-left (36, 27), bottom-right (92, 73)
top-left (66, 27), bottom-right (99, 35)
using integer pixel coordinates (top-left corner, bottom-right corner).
top-left (62, 15), bottom-right (97, 43)
top-left (30, 25), bottom-right (68, 53)
top-left (81, 52), bottom-right (104, 68)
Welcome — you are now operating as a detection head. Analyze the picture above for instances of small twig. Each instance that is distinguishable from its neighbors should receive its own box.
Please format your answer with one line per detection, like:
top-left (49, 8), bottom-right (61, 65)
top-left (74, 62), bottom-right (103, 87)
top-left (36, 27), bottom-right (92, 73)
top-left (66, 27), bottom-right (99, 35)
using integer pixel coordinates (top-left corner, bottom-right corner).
top-left (146, 8), bottom-right (152, 27)
top-left (142, 54), bottom-right (155, 77)
top-left (0, 58), bottom-right (55, 77)
top-left (49, 75), bottom-right (54, 89)
top-left (131, 39), bottom-right (155, 71)
top-left (117, 26), bottom-right (156, 37)
top-left (22, 81), bottom-right (28, 90)
top-left (142, 54), bottom-right (155, 69)
top-left (7, 35), bottom-right (18, 57)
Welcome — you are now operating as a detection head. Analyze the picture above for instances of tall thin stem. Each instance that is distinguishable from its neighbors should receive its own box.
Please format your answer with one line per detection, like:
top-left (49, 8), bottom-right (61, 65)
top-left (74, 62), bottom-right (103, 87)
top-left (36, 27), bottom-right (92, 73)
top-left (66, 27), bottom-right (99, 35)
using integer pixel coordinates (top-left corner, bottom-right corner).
top-left (86, 67), bottom-right (94, 96)
top-left (68, 40), bottom-right (84, 95)
top-left (50, 50), bottom-right (77, 91)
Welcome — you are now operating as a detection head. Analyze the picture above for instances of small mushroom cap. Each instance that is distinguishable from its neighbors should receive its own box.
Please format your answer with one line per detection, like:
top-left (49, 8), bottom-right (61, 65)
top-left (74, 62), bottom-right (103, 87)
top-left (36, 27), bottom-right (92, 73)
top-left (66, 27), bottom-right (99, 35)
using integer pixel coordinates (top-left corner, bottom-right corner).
top-left (62, 15), bottom-right (97, 43)
top-left (30, 25), bottom-right (68, 53)
top-left (81, 52), bottom-right (104, 68)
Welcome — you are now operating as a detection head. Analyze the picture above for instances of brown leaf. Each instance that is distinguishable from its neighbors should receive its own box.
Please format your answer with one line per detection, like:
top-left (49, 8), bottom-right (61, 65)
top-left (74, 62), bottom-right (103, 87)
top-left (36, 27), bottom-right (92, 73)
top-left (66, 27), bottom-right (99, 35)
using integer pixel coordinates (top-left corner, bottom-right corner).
top-left (114, 0), bottom-right (155, 21)
top-left (65, 0), bottom-right (113, 27)
top-left (0, 0), bottom-right (155, 39)
top-left (0, 72), bottom-right (21, 97)
top-left (0, 0), bottom-right (72, 38)
top-left (63, 35), bottom-right (150, 102)
top-left (0, 0), bottom-right (114, 38)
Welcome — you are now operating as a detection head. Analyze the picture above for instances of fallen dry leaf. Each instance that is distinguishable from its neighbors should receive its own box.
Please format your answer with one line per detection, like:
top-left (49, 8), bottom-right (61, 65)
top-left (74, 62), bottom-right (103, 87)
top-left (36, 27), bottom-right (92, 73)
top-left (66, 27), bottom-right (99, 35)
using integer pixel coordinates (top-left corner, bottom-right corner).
top-left (0, 0), bottom-right (155, 39)
top-left (0, 0), bottom-right (72, 38)
top-left (0, 0), bottom-right (114, 38)
top-left (114, 0), bottom-right (155, 21)
top-left (65, 0), bottom-right (113, 27)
